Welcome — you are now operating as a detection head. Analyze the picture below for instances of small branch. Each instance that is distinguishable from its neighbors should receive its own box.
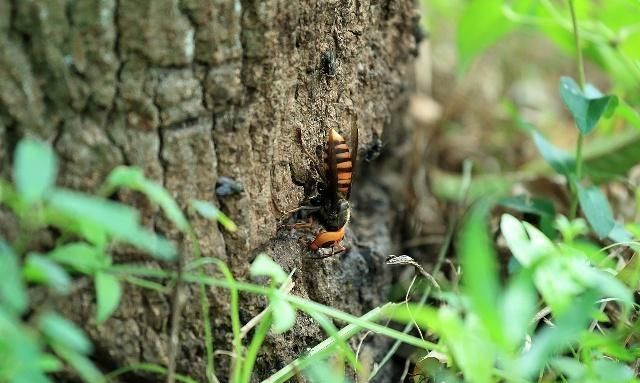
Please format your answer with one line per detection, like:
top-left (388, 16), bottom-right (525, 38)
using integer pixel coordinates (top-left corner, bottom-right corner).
top-left (167, 238), bottom-right (186, 383)
top-left (240, 277), bottom-right (295, 339)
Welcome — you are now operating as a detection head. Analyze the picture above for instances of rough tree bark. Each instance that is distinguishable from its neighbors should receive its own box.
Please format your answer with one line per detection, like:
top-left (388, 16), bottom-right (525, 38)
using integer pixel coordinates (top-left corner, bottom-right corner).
top-left (0, 0), bottom-right (420, 381)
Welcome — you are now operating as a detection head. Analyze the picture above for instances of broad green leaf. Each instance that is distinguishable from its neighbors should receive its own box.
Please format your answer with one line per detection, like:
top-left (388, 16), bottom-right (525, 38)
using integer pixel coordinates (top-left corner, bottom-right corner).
top-left (47, 189), bottom-right (176, 260)
top-left (580, 332), bottom-right (637, 362)
top-left (569, 261), bottom-right (633, 314)
top-left (38, 312), bottom-right (92, 354)
top-left (460, 200), bottom-right (502, 346)
top-left (532, 131), bottom-right (575, 176)
top-left (550, 357), bottom-right (586, 380)
top-left (0, 308), bottom-right (54, 383)
top-left (500, 271), bottom-right (536, 351)
top-left (270, 296), bottom-right (296, 334)
top-left (559, 77), bottom-right (618, 135)
top-left (13, 138), bottom-right (57, 204)
top-left (582, 129), bottom-right (640, 184)
top-left (576, 184), bottom-right (615, 238)
top-left (515, 290), bottom-right (597, 378)
top-left (304, 359), bottom-right (349, 383)
top-left (457, 0), bottom-right (515, 72)
top-left (191, 199), bottom-right (238, 232)
top-left (43, 208), bottom-right (108, 249)
top-left (0, 240), bottom-right (28, 314)
top-left (48, 243), bottom-right (108, 274)
top-left (445, 310), bottom-right (494, 383)
top-left (95, 272), bottom-right (122, 324)
top-left (501, 214), bottom-right (554, 266)
top-left (498, 195), bottom-right (556, 236)
top-left (37, 354), bottom-right (63, 372)
top-left (23, 254), bottom-right (71, 294)
top-left (250, 253), bottom-right (287, 285)
top-left (592, 359), bottom-right (634, 383)
top-left (52, 344), bottom-right (104, 383)
top-left (104, 166), bottom-right (189, 232)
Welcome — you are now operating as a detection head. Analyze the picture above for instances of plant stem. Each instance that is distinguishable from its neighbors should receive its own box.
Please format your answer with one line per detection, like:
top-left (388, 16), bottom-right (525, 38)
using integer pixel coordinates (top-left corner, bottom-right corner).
top-left (567, 0), bottom-right (586, 219)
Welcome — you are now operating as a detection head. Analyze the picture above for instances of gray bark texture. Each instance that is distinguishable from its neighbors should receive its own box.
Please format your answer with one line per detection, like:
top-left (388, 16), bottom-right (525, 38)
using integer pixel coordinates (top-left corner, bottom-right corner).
top-left (0, 0), bottom-right (420, 381)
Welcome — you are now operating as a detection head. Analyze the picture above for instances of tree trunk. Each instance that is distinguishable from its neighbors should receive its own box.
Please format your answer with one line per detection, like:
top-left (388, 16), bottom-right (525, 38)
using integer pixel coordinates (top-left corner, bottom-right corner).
top-left (0, 0), bottom-right (420, 381)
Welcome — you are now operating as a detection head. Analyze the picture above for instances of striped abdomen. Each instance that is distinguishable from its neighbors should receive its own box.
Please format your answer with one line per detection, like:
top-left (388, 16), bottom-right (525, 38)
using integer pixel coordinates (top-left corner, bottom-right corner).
top-left (326, 129), bottom-right (353, 196)
top-left (309, 226), bottom-right (346, 250)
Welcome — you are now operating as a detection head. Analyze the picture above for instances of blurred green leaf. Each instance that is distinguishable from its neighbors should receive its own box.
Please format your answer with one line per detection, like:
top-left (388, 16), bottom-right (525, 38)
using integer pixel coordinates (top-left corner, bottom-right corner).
top-left (532, 131), bottom-right (576, 176)
top-left (191, 199), bottom-right (238, 232)
top-left (501, 214), bottom-right (554, 267)
top-left (457, 0), bottom-right (515, 72)
top-left (52, 344), bottom-right (104, 383)
top-left (498, 195), bottom-right (556, 236)
top-left (577, 184), bottom-right (615, 238)
top-left (37, 354), bottom-right (63, 372)
top-left (13, 138), bottom-right (57, 204)
top-left (38, 312), bottom-right (92, 354)
top-left (44, 209), bottom-right (108, 249)
top-left (500, 271), bottom-right (536, 351)
top-left (460, 200), bottom-right (503, 346)
top-left (592, 359), bottom-right (634, 383)
top-left (569, 261), bottom-right (633, 314)
top-left (304, 359), bottom-right (349, 383)
top-left (23, 254), bottom-right (71, 294)
top-left (95, 272), bottom-right (122, 324)
top-left (0, 307), bottom-right (52, 383)
top-left (559, 77), bottom-right (618, 135)
top-left (0, 240), bottom-right (28, 314)
top-left (48, 243), bottom-right (108, 274)
top-left (550, 357), bottom-right (586, 380)
top-left (270, 296), bottom-right (296, 334)
top-left (515, 290), bottom-right (598, 378)
top-left (104, 166), bottom-right (189, 232)
top-left (554, 216), bottom-right (589, 242)
top-left (47, 189), bottom-right (176, 260)
top-left (250, 253), bottom-right (287, 285)
top-left (582, 129), bottom-right (640, 184)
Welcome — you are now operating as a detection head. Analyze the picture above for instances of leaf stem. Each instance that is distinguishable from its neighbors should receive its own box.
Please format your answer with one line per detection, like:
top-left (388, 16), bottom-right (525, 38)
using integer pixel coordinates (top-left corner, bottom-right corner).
top-left (567, 0), bottom-right (586, 219)
top-left (568, 0), bottom-right (585, 90)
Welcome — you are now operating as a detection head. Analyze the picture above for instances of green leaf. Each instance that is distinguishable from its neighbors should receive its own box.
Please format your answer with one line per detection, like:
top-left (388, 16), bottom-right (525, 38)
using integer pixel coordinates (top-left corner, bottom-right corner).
top-left (104, 166), bottom-right (189, 232)
top-left (498, 195), bottom-right (556, 236)
top-left (37, 354), bottom-right (63, 372)
top-left (460, 200), bottom-right (503, 345)
top-left (13, 138), bottom-right (57, 204)
top-left (457, 0), bottom-right (516, 72)
top-left (23, 254), bottom-right (71, 294)
top-left (52, 344), bottom-right (104, 383)
top-left (532, 131), bottom-right (575, 176)
top-left (250, 254), bottom-right (287, 285)
top-left (48, 243), bottom-right (108, 274)
top-left (304, 359), bottom-right (349, 383)
top-left (576, 184), bottom-right (615, 238)
top-left (0, 240), bottom-right (28, 314)
top-left (582, 129), bottom-right (640, 184)
top-left (559, 77), bottom-right (618, 135)
top-left (191, 199), bottom-right (238, 232)
top-left (550, 357), bottom-right (586, 379)
top-left (592, 359), bottom-right (634, 383)
top-left (38, 312), bottom-right (92, 354)
top-left (95, 272), bottom-right (122, 324)
top-left (47, 189), bottom-right (176, 260)
top-left (515, 290), bottom-right (598, 378)
top-left (270, 296), bottom-right (296, 334)
top-left (500, 271), bottom-right (536, 351)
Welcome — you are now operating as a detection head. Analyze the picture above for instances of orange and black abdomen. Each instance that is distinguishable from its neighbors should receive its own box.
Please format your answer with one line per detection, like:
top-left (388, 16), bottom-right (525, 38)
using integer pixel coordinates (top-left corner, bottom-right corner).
top-left (325, 129), bottom-right (353, 196)
top-left (309, 226), bottom-right (346, 250)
